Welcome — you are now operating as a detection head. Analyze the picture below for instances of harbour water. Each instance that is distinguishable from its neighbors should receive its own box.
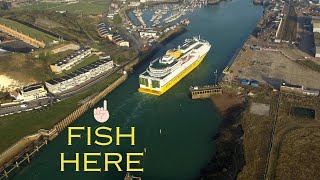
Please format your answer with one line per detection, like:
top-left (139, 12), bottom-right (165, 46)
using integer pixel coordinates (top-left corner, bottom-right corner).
top-left (13, 1), bottom-right (263, 179)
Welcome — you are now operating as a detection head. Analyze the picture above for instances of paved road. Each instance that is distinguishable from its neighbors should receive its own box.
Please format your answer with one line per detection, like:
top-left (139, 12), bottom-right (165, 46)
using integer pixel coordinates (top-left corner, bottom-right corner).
top-left (0, 97), bottom-right (54, 117)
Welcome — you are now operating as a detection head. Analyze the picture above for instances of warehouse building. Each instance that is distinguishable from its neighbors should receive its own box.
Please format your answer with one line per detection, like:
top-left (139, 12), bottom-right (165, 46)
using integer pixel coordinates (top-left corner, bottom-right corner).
top-left (312, 18), bottom-right (320, 57)
top-left (314, 32), bottom-right (320, 57)
top-left (280, 83), bottom-right (319, 96)
top-left (10, 83), bottom-right (48, 102)
top-left (50, 47), bottom-right (92, 74)
top-left (45, 57), bottom-right (114, 94)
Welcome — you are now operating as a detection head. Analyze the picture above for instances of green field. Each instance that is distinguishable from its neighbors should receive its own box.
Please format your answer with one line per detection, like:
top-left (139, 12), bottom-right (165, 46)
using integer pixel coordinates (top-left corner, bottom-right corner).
top-left (0, 73), bottom-right (121, 153)
top-left (0, 18), bottom-right (58, 45)
top-left (16, 0), bottom-right (110, 15)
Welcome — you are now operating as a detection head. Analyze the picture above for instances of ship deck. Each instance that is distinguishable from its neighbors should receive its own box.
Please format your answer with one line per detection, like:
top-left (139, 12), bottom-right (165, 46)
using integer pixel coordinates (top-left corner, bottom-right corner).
top-left (150, 58), bottom-right (178, 69)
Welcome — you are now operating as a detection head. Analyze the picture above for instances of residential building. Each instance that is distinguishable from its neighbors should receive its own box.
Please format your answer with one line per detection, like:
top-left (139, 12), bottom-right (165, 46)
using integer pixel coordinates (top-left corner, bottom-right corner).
top-left (112, 34), bottom-right (130, 47)
top-left (50, 47), bottom-right (92, 74)
top-left (10, 83), bottom-right (48, 102)
top-left (97, 23), bottom-right (129, 47)
top-left (45, 58), bottom-right (114, 94)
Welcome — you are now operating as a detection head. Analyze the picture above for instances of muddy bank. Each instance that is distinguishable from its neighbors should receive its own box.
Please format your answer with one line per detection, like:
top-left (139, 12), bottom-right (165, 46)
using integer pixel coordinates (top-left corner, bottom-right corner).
top-left (199, 93), bottom-right (247, 180)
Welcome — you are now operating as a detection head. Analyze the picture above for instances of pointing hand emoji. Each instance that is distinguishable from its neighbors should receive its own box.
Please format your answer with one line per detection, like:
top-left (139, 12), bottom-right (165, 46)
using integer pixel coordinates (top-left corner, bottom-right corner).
top-left (94, 100), bottom-right (110, 123)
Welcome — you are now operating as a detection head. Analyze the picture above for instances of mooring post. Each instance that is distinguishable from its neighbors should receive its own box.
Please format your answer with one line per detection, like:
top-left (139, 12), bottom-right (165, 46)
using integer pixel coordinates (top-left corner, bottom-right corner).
top-left (4, 170), bottom-right (8, 178)
top-left (26, 153), bottom-right (30, 163)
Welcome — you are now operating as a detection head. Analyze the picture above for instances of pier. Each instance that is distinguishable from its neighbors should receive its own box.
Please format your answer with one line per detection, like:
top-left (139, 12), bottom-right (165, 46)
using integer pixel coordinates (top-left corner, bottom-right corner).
top-left (190, 85), bottom-right (222, 99)
top-left (0, 129), bottom-right (57, 180)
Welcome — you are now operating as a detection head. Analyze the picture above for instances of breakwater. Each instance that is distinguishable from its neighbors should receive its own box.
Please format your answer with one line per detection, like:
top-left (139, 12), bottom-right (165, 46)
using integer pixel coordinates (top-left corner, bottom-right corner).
top-left (0, 74), bottom-right (128, 179)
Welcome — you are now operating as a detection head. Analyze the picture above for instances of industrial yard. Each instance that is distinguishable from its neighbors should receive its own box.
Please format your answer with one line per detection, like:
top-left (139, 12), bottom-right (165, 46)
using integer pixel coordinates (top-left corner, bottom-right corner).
top-left (226, 40), bottom-right (320, 90)
top-left (218, 0), bottom-right (320, 179)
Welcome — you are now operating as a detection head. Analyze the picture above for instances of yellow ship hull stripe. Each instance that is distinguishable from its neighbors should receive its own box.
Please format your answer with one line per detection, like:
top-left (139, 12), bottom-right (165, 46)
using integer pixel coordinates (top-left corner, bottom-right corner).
top-left (138, 53), bottom-right (208, 96)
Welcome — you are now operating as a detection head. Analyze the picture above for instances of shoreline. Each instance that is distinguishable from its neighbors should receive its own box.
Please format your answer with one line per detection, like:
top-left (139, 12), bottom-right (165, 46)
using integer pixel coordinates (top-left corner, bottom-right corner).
top-left (199, 93), bottom-right (247, 179)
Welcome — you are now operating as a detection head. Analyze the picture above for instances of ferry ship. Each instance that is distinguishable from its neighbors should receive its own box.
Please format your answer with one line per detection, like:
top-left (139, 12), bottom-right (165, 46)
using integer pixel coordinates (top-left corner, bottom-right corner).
top-left (138, 36), bottom-right (212, 96)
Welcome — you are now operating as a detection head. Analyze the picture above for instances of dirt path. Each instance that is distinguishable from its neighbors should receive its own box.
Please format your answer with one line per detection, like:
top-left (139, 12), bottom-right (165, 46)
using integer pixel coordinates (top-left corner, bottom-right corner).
top-left (210, 93), bottom-right (244, 116)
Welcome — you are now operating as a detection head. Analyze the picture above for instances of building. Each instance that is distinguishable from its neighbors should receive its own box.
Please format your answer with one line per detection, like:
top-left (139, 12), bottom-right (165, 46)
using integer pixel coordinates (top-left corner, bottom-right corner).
top-left (129, 2), bottom-right (140, 6)
top-left (45, 58), bottom-right (114, 94)
top-left (112, 34), bottom-right (130, 47)
top-left (50, 47), bottom-right (91, 74)
top-left (316, 45), bottom-right (320, 58)
top-left (139, 30), bottom-right (158, 39)
top-left (111, 2), bottom-right (119, 8)
top-left (10, 83), bottom-right (48, 102)
top-left (313, 28), bottom-right (320, 57)
top-left (280, 83), bottom-right (319, 96)
top-left (97, 23), bottom-right (129, 47)
top-left (312, 21), bottom-right (320, 33)
top-left (98, 23), bottom-right (113, 41)
top-left (312, 18), bottom-right (320, 57)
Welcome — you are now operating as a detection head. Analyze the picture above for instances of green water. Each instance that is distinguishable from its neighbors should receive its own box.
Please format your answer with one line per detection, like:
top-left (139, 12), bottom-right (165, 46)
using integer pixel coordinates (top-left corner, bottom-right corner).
top-left (13, 1), bottom-right (263, 179)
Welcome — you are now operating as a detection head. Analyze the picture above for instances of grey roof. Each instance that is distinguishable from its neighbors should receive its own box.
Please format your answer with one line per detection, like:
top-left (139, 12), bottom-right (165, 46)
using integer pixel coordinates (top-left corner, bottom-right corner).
top-left (46, 58), bottom-right (113, 85)
top-left (22, 83), bottom-right (44, 92)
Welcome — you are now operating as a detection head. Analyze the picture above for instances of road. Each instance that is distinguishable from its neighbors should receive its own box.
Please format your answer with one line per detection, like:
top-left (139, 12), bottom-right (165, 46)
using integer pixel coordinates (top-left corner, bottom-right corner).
top-left (0, 97), bottom-right (54, 117)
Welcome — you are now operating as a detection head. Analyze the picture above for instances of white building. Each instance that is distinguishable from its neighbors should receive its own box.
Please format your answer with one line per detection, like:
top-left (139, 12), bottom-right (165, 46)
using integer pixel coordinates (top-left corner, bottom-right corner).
top-left (313, 22), bottom-right (320, 33)
top-left (113, 34), bottom-right (130, 47)
top-left (139, 31), bottom-right (158, 38)
top-left (45, 58), bottom-right (114, 94)
top-left (315, 46), bottom-right (320, 57)
top-left (10, 84), bottom-right (48, 102)
top-left (129, 2), bottom-right (140, 6)
top-left (50, 47), bottom-right (91, 74)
